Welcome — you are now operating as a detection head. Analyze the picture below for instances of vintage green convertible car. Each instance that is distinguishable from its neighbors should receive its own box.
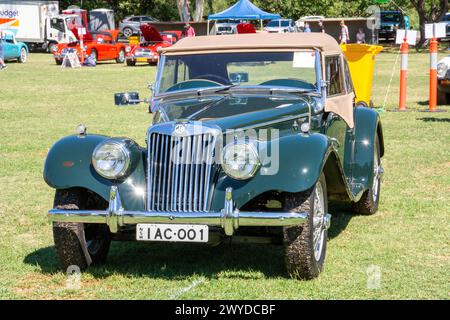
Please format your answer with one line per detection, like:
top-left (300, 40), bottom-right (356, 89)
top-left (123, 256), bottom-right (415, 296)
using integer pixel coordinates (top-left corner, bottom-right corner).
top-left (44, 33), bottom-right (384, 279)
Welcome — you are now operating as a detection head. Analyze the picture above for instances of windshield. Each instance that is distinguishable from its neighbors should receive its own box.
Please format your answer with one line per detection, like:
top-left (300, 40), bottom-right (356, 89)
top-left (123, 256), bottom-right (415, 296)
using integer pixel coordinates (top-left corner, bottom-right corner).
top-left (381, 13), bottom-right (401, 23)
top-left (267, 20), bottom-right (289, 27)
top-left (157, 51), bottom-right (318, 94)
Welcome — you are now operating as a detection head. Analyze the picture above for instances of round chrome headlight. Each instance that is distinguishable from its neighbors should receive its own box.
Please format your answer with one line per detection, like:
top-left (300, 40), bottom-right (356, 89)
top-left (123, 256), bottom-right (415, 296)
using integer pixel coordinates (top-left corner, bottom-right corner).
top-left (92, 139), bottom-right (131, 179)
top-left (125, 46), bottom-right (131, 53)
top-left (222, 142), bottom-right (260, 180)
top-left (437, 62), bottom-right (448, 78)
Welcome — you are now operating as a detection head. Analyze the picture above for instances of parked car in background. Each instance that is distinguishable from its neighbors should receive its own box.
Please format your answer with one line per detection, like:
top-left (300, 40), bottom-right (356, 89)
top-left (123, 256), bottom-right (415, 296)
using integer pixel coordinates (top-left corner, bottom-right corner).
top-left (53, 29), bottom-right (126, 65)
top-left (379, 10), bottom-right (404, 40)
top-left (437, 55), bottom-right (450, 104)
top-left (45, 33), bottom-right (384, 280)
top-left (264, 19), bottom-right (296, 33)
top-left (125, 25), bottom-right (182, 66)
top-left (215, 19), bottom-right (241, 35)
top-left (439, 12), bottom-right (450, 38)
top-left (0, 30), bottom-right (28, 63)
top-left (119, 15), bottom-right (159, 37)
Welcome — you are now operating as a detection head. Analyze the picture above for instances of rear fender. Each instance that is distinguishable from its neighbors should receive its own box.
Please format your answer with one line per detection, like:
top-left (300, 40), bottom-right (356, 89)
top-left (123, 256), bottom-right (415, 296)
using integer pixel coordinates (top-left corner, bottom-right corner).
top-left (352, 106), bottom-right (384, 192)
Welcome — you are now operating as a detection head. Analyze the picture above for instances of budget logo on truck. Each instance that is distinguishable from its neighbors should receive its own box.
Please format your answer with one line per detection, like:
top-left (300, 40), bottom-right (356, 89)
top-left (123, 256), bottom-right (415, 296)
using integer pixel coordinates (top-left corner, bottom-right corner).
top-left (0, 9), bottom-right (20, 36)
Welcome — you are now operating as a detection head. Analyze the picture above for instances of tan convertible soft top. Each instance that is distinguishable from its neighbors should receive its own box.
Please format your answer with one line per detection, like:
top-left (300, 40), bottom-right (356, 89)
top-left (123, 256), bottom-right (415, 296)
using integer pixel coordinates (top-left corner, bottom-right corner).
top-left (161, 32), bottom-right (342, 55)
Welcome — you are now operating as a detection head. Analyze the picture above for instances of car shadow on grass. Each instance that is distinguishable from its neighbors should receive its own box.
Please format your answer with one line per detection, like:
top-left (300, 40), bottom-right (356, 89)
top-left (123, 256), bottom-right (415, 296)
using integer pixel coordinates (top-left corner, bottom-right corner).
top-left (417, 117), bottom-right (450, 122)
top-left (24, 205), bottom-right (354, 280)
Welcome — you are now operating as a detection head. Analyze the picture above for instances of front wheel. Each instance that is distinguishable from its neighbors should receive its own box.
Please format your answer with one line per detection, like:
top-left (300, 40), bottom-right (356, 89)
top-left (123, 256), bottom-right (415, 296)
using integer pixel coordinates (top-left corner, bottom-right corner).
top-left (126, 59), bottom-right (136, 66)
top-left (283, 173), bottom-right (329, 280)
top-left (437, 88), bottom-right (448, 105)
top-left (17, 48), bottom-right (27, 63)
top-left (116, 49), bottom-right (125, 64)
top-left (52, 189), bottom-right (110, 271)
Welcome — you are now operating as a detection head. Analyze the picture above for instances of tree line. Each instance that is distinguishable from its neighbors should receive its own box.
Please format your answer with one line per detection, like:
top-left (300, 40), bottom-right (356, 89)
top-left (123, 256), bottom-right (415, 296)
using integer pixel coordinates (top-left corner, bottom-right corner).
top-left (61, 0), bottom-right (448, 45)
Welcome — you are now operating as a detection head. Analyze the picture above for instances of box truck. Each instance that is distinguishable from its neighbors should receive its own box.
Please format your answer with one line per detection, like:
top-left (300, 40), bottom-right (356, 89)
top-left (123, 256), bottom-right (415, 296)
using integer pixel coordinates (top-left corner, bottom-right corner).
top-left (0, 0), bottom-right (77, 52)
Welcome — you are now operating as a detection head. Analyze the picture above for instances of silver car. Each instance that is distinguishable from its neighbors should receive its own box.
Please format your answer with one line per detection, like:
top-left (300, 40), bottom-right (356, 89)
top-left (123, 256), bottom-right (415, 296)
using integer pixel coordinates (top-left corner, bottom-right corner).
top-left (264, 19), bottom-right (297, 33)
top-left (119, 15), bottom-right (158, 38)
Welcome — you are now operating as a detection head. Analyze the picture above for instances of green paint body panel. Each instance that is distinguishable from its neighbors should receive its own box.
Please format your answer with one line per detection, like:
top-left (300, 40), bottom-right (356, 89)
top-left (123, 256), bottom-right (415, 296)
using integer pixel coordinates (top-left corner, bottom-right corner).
top-left (43, 134), bottom-right (146, 211)
top-left (44, 93), bottom-right (383, 213)
top-left (210, 133), bottom-right (333, 210)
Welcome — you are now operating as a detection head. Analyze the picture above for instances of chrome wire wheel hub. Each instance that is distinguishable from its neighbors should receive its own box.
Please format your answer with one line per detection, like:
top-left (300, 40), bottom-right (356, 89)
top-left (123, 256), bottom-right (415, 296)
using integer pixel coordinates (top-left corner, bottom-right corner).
top-left (312, 182), bottom-right (326, 261)
top-left (372, 147), bottom-right (383, 203)
top-left (21, 49), bottom-right (27, 62)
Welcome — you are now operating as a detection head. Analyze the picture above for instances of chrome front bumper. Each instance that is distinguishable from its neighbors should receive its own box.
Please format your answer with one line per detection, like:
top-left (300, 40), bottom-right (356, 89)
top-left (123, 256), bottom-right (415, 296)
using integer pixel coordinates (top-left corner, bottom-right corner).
top-left (48, 187), bottom-right (311, 236)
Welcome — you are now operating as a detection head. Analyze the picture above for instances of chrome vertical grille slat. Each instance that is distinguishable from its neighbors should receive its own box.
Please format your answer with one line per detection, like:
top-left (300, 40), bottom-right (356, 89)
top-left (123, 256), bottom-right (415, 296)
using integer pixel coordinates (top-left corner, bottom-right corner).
top-left (147, 127), bottom-right (217, 213)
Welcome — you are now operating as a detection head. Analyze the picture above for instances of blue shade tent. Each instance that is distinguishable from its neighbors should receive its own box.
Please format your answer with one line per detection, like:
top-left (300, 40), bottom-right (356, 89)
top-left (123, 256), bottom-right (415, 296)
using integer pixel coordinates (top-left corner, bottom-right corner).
top-left (207, 0), bottom-right (280, 33)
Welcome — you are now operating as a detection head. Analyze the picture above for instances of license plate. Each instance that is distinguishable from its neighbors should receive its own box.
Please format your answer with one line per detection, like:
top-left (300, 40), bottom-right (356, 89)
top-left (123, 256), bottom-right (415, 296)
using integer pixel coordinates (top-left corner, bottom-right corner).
top-left (136, 57), bottom-right (149, 62)
top-left (136, 224), bottom-right (209, 242)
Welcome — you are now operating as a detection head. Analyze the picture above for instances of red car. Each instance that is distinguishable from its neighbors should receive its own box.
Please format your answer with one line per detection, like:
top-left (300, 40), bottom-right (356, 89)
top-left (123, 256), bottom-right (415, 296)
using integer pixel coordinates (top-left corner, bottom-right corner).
top-left (53, 29), bottom-right (126, 65)
top-left (125, 25), bottom-right (183, 66)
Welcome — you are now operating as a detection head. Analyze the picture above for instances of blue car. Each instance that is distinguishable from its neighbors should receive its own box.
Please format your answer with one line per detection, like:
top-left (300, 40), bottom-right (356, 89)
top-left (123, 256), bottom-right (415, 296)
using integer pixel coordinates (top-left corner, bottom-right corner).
top-left (1, 31), bottom-right (28, 63)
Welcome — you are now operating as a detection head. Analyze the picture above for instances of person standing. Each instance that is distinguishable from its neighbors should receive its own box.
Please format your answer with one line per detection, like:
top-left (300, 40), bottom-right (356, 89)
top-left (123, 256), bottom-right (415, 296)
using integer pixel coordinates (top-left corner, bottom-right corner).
top-left (318, 20), bottom-right (325, 33)
top-left (0, 30), bottom-right (7, 70)
top-left (184, 23), bottom-right (196, 37)
top-left (356, 27), bottom-right (366, 44)
top-left (339, 20), bottom-right (349, 44)
top-left (304, 23), bottom-right (311, 33)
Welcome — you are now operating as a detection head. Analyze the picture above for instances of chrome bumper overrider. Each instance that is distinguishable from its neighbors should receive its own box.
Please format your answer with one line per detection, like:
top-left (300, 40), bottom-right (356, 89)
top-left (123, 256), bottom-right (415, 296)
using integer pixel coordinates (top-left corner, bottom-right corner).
top-left (48, 187), bottom-right (312, 236)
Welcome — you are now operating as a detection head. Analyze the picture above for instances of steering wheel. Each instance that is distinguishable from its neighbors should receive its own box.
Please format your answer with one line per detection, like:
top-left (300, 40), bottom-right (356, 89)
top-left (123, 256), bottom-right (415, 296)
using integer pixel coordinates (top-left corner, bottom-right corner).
top-left (165, 79), bottom-right (222, 92)
top-left (193, 74), bottom-right (232, 85)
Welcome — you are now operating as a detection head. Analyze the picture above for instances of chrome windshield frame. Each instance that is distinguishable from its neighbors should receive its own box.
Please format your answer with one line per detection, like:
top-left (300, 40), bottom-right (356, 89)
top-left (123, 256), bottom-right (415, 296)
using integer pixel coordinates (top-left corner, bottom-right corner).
top-left (153, 50), bottom-right (323, 98)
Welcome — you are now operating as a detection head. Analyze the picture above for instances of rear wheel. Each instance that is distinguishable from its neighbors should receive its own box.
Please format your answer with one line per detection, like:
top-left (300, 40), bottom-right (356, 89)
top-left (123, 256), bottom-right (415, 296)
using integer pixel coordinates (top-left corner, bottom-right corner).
top-left (437, 88), bottom-right (448, 105)
top-left (123, 27), bottom-right (133, 38)
top-left (116, 49), bottom-right (125, 63)
top-left (17, 48), bottom-right (27, 63)
top-left (283, 174), bottom-right (329, 280)
top-left (353, 136), bottom-right (383, 215)
top-left (52, 189), bottom-right (110, 271)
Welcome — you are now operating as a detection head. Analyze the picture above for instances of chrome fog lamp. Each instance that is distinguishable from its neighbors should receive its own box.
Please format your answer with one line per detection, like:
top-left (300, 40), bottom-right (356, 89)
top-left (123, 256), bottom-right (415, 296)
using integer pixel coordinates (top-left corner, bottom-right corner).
top-left (437, 62), bottom-right (448, 78)
top-left (222, 142), bottom-right (260, 180)
top-left (92, 139), bottom-right (131, 179)
top-left (125, 46), bottom-right (131, 53)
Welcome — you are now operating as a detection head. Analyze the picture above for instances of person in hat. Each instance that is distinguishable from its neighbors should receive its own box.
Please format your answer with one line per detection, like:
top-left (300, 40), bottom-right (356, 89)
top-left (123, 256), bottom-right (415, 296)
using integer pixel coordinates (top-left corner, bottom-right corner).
top-left (184, 23), bottom-right (196, 37)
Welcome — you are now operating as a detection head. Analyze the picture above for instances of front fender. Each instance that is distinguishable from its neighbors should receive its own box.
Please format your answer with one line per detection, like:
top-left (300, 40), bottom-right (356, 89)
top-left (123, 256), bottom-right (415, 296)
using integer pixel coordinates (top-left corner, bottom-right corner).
top-left (44, 134), bottom-right (146, 211)
top-left (211, 133), bottom-right (334, 210)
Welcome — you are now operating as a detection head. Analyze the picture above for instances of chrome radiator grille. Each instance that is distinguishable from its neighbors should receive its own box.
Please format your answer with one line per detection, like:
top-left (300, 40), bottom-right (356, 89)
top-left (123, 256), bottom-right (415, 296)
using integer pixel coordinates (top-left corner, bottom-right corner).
top-left (147, 132), bottom-right (217, 212)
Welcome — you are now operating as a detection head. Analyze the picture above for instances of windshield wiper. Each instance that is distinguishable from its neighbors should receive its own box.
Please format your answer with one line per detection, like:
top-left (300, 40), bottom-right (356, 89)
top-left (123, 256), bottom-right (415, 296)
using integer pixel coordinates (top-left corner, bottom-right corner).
top-left (196, 85), bottom-right (237, 96)
top-left (268, 87), bottom-right (320, 97)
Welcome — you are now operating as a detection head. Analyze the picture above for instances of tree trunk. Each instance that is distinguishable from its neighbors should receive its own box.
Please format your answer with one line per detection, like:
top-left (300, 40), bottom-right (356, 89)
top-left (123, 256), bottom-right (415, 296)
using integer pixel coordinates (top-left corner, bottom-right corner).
top-left (177, 0), bottom-right (192, 22)
top-left (194, 0), bottom-right (204, 21)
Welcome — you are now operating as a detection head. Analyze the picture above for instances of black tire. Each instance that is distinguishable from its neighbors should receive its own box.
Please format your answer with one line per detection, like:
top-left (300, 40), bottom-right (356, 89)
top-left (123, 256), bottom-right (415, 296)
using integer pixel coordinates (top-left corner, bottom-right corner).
top-left (123, 27), bottom-right (133, 38)
top-left (48, 42), bottom-right (58, 54)
top-left (437, 89), bottom-right (448, 105)
top-left (283, 173), bottom-right (328, 280)
top-left (17, 47), bottom-right (27, 63)
top-left (352, 136), bottom-right (382, 215)
top-left (53, 189), bottom-right (110, 271)
top-left (126, 59), bottom-right (136, 66)
top-left (55, 59), bottom-right (62, 65)
top-left (116, 49), bottom-right (125, 64)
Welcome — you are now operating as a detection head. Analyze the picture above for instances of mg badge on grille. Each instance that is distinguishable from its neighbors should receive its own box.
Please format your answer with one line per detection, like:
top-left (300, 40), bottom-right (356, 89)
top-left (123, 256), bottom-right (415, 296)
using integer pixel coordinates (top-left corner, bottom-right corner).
top-left (174, 123), bottom-right (186, 135)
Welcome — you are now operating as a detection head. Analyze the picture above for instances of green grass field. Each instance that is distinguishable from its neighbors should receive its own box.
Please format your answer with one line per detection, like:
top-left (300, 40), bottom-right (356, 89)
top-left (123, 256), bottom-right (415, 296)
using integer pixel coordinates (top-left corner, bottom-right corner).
top-left (0, 52), bottom-right (449, 299)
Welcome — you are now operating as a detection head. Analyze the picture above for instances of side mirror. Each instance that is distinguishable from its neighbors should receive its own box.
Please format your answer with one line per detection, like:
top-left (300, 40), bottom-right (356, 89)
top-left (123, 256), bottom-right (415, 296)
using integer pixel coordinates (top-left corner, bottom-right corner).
top-left (114, 92), bottom-right (141, 106)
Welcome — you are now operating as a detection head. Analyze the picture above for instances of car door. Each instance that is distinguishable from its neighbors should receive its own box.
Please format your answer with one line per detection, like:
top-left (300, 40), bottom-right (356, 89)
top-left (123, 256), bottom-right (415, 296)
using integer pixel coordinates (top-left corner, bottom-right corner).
top-left (323, 55), bottom-right (354, 178)
top-left (2, 36), bottom-right (18, 60)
